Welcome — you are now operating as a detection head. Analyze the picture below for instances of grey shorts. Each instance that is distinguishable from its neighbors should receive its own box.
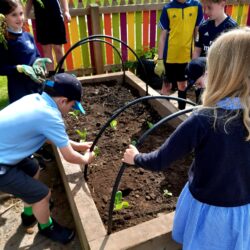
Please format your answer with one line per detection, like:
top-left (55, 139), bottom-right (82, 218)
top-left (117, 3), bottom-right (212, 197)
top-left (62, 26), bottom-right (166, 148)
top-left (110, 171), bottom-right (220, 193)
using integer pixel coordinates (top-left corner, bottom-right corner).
top-left (0, 157), bottom-right (49, 204)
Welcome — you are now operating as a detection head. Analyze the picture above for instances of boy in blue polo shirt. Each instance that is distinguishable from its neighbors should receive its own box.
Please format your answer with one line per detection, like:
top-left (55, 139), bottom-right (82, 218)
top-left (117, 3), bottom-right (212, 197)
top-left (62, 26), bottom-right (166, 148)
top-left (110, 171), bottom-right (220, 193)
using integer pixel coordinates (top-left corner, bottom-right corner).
top-left (154, 0), bottom-right (203, 109)
top-left (193, 0), bottom-right (237, 58)
top-left (0, 73), bottom-right (95, 245)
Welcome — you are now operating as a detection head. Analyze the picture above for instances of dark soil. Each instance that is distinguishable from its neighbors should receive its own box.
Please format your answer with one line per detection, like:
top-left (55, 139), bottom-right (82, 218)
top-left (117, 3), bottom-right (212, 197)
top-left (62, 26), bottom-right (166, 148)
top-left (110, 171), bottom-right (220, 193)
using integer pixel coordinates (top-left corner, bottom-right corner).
top-left (64, 81), bottom-right (193, 233)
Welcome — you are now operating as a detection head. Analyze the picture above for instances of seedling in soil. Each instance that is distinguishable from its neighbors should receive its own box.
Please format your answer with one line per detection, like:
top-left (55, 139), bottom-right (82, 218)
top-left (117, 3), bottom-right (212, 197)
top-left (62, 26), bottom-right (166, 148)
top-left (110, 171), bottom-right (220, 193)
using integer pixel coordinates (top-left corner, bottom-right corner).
top-left (76, 128), bottom-right (87, 142)
top-left (163, 189), bottom-right (173, 197)
top-left (113, 191), bottom-right (129, 211)
top-left (69, 110), bottom-right (80, 120)
top-left (110, 119), bottom-right (118, 130)
top-left (147, 121), bottom-right (154, 129)
top-left (131, 140), bottom-right (137, 146)
top-left (93, 146), bottom-right (100, 156)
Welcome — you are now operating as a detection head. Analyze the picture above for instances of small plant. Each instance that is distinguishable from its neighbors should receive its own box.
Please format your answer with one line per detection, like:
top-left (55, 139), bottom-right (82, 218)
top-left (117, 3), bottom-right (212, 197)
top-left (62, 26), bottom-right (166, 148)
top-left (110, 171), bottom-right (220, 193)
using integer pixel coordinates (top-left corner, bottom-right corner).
top-left (147, 121), bottom-right (154, 129)
top-left (110, 119), bottom-right (118, 130)
top-left (76, 128), bottom-right (87, 142)
top-left (21, 0), bottom-right (44, 7)
top-left (163, 189), bottom-right (173, 197)
top-left (113, 191), bottom-right (129, 211)
top-left (69, 110), bottom-right (80, 120)
top-left (131, 140), bottom-right (137, 146)
top-left (124, 60), bottom-right (137, 71)
top-left (93, 146), bottom-right (100, 156)
top-left (136, 47), bottom-right (157, 60)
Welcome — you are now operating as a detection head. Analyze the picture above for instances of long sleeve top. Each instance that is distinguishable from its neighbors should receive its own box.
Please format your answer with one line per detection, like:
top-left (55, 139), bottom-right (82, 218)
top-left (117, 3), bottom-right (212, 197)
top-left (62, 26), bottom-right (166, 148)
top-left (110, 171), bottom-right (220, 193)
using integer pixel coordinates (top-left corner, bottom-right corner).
top-left (0, 32), bottom-right (41, 103)
top-left (135, 108), bottom-right (250, 207)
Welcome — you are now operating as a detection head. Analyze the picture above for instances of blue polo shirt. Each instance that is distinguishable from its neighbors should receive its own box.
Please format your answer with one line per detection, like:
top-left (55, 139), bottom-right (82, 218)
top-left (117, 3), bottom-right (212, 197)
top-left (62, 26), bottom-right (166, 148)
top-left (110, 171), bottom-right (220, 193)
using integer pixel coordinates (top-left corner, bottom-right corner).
top-left (0, 92), bottom-right (69, 165)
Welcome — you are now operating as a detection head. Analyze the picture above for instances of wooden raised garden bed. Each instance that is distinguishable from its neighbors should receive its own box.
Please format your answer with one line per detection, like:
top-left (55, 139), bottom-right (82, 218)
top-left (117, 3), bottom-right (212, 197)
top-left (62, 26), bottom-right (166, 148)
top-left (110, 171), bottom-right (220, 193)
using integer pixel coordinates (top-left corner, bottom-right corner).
top-left (53, 71), bottom-right (190, 250)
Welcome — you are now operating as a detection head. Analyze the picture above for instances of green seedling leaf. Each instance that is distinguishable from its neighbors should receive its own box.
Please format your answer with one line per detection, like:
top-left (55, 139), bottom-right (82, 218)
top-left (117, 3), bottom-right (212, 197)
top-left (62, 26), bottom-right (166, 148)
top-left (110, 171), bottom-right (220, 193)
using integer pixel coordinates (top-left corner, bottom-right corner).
top-left (113, 191), bottom-right (130, 211)
top-left (110, 120), bottom-right (118, 130)
top-left (21, 0), bottom-right (44, 7)
top-left (131, 140), bottom-right (137, 146)
top-left (147, 121), bottom-right (154, 129)
top-left (76, 128), bottom-right (87, 142)
top-left (69, 110), bottom-right (80, 120)
top-left (163, 189), bottom-right (173, 197)
top-left (93, 146), bottom-right (100, 156)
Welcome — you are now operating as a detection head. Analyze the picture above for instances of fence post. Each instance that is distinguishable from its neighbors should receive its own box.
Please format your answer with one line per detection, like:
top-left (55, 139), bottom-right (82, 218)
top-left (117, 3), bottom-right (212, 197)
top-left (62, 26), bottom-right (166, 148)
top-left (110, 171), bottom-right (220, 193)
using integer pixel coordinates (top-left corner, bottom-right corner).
top-left (89, 4), bottom-right (104, 74)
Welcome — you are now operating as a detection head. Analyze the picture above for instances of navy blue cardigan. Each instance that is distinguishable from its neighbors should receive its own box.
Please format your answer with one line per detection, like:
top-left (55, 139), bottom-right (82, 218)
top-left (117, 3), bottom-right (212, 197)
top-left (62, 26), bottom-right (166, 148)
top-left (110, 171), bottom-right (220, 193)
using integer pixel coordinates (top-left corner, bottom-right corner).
top-left (135, 109), bottom-right (250, 207)
top-left (0, 32), bottom-right (41, 103)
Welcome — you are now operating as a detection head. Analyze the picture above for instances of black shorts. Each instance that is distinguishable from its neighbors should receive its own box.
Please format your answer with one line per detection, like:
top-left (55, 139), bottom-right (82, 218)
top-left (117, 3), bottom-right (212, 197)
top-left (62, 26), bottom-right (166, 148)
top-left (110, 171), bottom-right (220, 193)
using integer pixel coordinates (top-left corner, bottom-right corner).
top-left (33, 1), bottom-right (67, 45)
top-left (0, 157), bottom-right (49, 204)
top-left (164, 63), bottom-right (188, 83)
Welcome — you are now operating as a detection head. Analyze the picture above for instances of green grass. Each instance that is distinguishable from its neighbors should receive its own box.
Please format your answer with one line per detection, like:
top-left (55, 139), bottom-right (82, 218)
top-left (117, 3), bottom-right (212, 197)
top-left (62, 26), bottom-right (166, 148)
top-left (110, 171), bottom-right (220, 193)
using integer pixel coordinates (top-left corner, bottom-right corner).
top-left (0, 76), bottom-right (8, 110)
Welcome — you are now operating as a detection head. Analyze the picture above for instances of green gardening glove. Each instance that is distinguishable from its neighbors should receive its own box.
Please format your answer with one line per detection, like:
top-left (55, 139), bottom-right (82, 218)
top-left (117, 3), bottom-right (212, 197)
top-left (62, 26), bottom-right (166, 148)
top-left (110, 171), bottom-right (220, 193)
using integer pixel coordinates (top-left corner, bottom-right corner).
top-left (32, 58), bottom-right (52, 78)
top-left (154, 59), bottom-right (165, 78)
top-left (16, 65), bottom-right (44, 83)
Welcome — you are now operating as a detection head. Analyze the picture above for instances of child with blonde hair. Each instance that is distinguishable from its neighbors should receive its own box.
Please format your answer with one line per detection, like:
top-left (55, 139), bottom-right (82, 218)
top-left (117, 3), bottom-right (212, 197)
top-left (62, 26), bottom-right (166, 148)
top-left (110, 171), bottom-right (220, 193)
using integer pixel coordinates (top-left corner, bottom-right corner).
top-left (123, 27), bottom-right (250, 249)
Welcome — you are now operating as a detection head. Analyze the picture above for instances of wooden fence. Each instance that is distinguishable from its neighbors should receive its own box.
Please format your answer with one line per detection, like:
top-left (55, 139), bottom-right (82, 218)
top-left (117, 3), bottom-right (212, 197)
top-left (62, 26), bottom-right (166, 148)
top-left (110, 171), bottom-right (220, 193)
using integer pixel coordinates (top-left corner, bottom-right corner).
top-left (26, 0), bottom-right (250, 75)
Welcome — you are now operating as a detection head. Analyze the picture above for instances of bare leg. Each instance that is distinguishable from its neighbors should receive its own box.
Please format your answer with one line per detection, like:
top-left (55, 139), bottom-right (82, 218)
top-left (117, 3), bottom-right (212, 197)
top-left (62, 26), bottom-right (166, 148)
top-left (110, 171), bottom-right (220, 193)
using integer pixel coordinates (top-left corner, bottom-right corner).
top-left (160, 81), bottom-right (172, 95)
top-left (23, 166), bottom-right (51, 224)
top-left (32, 191), bottom-right (51, 224)
top-left (42, 44), bottom-right (54, 71)
top-left (53, 44), bottom-right (64, 70)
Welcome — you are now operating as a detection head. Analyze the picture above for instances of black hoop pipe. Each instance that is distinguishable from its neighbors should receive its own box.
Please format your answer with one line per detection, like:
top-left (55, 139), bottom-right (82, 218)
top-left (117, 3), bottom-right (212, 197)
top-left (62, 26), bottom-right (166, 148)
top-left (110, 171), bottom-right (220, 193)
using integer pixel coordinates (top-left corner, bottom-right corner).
top-left (84, 96), bottom-right (196, 180)
top-left (55, 34), bottom-right (150, 95)
top-left (107, 106), bottom-right (197, 234)
top-left (56, 38), bottom-right (126, 80)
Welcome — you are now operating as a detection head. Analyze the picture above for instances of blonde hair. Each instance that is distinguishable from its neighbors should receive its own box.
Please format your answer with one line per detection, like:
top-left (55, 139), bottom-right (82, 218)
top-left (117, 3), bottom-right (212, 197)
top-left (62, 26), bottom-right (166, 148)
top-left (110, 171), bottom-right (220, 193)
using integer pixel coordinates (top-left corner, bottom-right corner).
top-left (202, 27), bottom-right (250, 139)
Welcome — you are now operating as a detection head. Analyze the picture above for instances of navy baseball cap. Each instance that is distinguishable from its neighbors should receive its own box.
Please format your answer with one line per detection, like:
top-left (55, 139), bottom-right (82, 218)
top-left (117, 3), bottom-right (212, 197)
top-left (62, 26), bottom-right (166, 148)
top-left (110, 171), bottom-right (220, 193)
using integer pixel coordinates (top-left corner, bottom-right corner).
top-left (44, 73), bottom-right (86, 114)
top-left (185, 57), bottom-right (207, 85)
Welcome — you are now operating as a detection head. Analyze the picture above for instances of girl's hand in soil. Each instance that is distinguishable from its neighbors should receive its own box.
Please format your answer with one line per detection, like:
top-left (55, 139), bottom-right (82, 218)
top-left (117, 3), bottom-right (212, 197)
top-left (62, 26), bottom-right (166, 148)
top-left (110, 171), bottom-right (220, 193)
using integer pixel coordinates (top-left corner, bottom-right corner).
top-left (122, 144), bottom-right (139, 165)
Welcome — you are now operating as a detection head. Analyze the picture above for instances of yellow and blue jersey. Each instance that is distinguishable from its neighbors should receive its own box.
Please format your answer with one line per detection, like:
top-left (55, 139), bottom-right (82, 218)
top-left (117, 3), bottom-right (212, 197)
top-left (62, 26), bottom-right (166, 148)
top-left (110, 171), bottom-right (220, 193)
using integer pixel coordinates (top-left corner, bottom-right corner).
top-left (159, 0), bottom-right (203, 63)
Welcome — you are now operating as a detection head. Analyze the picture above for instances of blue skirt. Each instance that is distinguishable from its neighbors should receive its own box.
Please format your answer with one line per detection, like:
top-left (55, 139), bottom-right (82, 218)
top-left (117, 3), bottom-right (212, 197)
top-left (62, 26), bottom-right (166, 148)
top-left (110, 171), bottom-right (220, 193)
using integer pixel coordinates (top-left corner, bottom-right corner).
top-left (172, 183), bottom-right (250, 250)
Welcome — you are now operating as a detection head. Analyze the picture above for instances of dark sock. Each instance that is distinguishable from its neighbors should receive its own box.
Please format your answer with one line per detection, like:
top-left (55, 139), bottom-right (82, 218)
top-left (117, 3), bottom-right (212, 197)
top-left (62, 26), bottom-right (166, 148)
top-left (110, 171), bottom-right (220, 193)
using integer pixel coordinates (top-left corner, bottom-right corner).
top-left (178, 90), bottom-right (186, 110)
top-left (58, 68), bottom-right (65, 73)
top-left (39, 217), bottom-right (53, 230)
top-left (23, 206), bottom-right (33, 216)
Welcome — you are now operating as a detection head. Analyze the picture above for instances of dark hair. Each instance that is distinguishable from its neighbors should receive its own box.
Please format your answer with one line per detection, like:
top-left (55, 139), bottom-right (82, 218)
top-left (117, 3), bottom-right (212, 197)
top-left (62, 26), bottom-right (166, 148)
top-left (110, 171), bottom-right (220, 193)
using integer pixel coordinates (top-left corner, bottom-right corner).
top-left (43, 86), bottom-right (74, 102)
top-left (0, 0), bottom-right (21, 15)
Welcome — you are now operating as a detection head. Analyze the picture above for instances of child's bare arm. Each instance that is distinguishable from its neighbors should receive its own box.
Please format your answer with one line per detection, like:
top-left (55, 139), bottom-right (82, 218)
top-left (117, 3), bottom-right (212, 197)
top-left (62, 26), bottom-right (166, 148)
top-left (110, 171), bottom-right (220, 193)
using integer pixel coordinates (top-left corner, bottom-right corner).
top-left (192, 47), bottom-right (202, 59)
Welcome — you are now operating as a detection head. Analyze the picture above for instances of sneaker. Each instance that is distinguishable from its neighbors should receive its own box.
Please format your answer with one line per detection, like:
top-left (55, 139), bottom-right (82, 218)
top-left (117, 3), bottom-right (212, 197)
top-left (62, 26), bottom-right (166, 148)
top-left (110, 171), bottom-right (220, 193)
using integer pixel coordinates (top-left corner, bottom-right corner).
top-left (38, 219), bottom-right (75, 244)
top-left (34, 147), bottom-right (54, 162)
top-left (21, 213), bottom-right (37, 227)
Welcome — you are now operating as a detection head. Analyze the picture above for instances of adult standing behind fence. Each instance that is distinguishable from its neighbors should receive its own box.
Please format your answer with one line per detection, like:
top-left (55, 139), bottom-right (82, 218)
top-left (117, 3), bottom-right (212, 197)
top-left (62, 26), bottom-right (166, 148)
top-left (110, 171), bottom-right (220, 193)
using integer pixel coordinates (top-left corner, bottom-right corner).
top-left (154, 0), bottom-right (203, 110)
top-left (25, 0), bottom-right (71, 77)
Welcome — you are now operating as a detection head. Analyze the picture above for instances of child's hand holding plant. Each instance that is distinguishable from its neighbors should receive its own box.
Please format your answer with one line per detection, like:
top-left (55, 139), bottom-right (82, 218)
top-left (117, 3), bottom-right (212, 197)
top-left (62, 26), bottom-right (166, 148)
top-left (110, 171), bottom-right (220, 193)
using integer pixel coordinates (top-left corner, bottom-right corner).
top-left (122, 144), bottom-right (139, 165)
